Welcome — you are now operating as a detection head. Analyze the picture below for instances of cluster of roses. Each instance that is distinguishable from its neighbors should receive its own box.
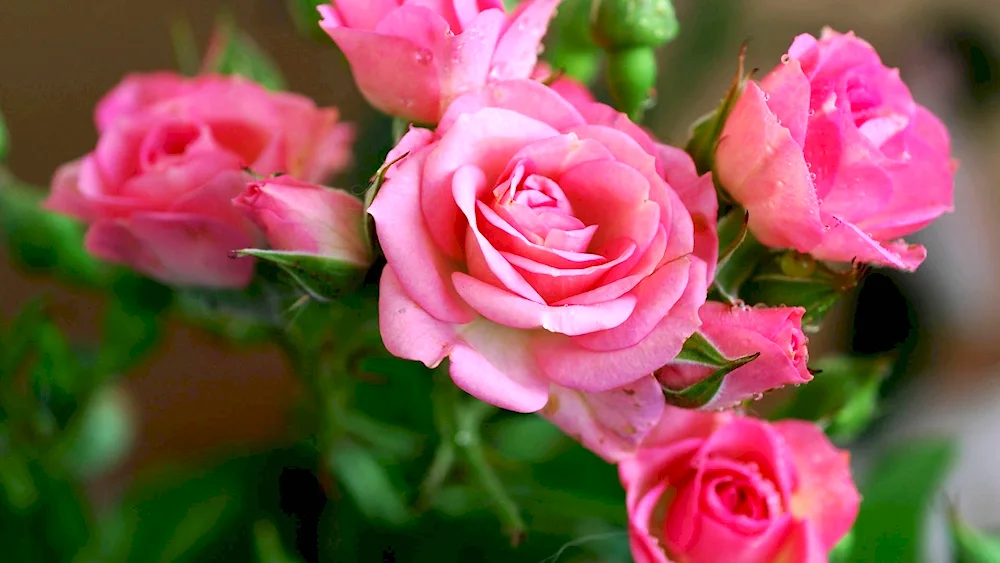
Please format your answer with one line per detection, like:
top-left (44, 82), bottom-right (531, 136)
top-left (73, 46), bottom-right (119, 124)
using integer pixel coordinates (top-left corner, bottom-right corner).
top-left (44, 1), bottom-right (954, 561)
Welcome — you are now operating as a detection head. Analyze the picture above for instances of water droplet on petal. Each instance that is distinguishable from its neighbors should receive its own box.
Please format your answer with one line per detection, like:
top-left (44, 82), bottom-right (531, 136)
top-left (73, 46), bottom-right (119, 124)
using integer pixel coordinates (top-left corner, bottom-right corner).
top-left (780, 54), bottom-right (791, 64)
top-left (414, 49), bottom-right (433, 65)
top-left (809, 172), bottom-right (817, 182)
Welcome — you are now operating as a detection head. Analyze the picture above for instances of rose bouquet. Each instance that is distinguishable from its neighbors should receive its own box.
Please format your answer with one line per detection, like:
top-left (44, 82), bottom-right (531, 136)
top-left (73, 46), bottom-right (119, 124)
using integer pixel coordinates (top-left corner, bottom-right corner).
top-left (0, 1), bottom-right (986, 562)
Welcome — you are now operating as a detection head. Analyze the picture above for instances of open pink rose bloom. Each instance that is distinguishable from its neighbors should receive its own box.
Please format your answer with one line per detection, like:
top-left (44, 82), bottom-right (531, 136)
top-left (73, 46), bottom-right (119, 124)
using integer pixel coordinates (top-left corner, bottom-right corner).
top-left (621, 407), bottom-right (860, 563)
top-left (45, 73), bottom-right (353, 287)
top-left (716, 29), bottom-right (955, 271)
top-left (371, 79), bottom-right (719, 459)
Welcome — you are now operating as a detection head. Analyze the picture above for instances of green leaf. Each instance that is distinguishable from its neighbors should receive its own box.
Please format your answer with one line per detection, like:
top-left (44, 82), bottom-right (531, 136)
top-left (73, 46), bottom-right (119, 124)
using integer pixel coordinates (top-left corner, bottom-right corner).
top-left (234, 249), bottom-right (368, 302)
top-left (685, 43), bottom-right (749, 175)
top-left (0, 109), bottom-right (9, 162)
top-left (327, 441), bottom-right (410, 526)
top-left (741, 253), bottom-right (868, 331)
top-left (662, 352), bottom-right (760, 408)
top-left (0, 453), bottom-right (38, 511)
top-left (202, 16), bottom-right (286, 90)
top-left (58, 384), bottom-right (135, 479)
top-left (96, 274), bottom-right (172, 376)
top-left (0, 175), bottom-right (106, 286)
top-left (173, 262), bottom-right (299, 342)
top-left (285, 0), bottom-right (328, 41)
top-left (769, 355), bottom-right (893, 442)
top-left (951, 510), bottom-right (1000, 563)
top-left (491, 416), bottom-right (570, 463)
top-left (253, 519), bottom-right (303, 563)
top-left (849, 440), bottom-right (956, 563)
top-left (121, 463), bottom-right (248, 563)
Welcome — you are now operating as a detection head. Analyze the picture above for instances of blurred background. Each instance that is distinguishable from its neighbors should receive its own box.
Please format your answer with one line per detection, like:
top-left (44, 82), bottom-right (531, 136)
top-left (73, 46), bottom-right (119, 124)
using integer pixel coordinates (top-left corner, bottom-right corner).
top-left (1, 0), bottom-right (998, 561)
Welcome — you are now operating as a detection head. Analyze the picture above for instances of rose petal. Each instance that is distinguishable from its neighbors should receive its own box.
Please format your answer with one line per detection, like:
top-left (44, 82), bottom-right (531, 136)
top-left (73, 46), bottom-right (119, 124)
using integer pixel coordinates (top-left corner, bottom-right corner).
top-left (542, 376), bottom-right (665, 462)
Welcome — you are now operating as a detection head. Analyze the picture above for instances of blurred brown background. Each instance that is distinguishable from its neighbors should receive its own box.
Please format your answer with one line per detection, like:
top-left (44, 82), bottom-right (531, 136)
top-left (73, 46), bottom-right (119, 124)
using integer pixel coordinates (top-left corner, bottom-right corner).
top-left (2, 0), bottom-right (1000, 545)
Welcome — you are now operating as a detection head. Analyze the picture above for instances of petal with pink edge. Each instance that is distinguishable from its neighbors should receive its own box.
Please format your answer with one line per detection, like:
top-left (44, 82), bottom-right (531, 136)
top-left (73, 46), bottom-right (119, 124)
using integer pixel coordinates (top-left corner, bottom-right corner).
top-left (810, 213), bottom-right (926, 271)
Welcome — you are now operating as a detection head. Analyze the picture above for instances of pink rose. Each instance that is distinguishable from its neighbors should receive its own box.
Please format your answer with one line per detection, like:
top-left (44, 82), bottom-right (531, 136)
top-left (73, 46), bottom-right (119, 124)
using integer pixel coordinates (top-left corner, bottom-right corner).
top-left (319, 0), bottom-right (561, 124)
top-left (715, 29), bottom-right (955, 271)
top-left (621, 407), bottom-right (860, 563)
top-left (657, 302), bottom-right (812, 409)
top-left (234, 176), bottom-right (371, 267)
top-left (45, 73), bottom-right (353, 287)
top-left (371, 80), bottom-right (715, 455)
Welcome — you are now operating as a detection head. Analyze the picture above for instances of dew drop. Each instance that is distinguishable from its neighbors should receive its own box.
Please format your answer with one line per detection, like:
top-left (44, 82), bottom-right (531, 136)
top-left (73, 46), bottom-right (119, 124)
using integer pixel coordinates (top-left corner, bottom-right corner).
top-left (808, 108), bottom-right (816, 116)
top-left (780, 54), bottom-right (791, 64)
top-left (414, 49), bottom-right (433, 65)
top-left (762, 93), bottom-right (770, 101)
top-left (809, 172), bottom-right (817, 182)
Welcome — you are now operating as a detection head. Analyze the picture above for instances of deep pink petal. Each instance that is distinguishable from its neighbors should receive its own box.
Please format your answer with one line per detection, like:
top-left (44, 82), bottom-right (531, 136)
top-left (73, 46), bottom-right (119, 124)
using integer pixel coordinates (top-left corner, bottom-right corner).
top-left (320, 25), bottom-right (442, 124)
top-left (716, 82), bottom-right (826, 252)
top-left (774, 421), bottom-right (860, 550)
top-left (760, 60), bottom-right (812, 147)
top-left (810, 213), bottom-right (926, 270)
top-left (452, 272), bottom-right (636, 335)
top-left (85, 213), bottom-right (254, 287)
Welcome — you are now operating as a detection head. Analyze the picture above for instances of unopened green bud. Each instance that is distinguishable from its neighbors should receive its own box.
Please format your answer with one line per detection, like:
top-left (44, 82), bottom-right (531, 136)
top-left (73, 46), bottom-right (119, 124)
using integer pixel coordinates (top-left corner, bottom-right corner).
top-left (591, 0), bottom-right (679, 50)
top-left (606, 47), bottom-right (658, 122)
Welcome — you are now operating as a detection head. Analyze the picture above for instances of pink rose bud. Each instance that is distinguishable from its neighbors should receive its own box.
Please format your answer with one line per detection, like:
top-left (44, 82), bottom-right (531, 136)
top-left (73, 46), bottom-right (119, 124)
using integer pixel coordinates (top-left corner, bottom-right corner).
top-left (621, 407), bottom-right (860, 563)
top-left (44, 73), bottom-right (353, 287)
top-left (234, 176), bottom-right (371, 267)
top-left (715, 29), bottom-right (955, 271)
top-left (657, 302), bottom-right (812, 409)
top-left (371, 78), bottom-right (718, 461)
top-left (318, 0), bottom-right (562, 124)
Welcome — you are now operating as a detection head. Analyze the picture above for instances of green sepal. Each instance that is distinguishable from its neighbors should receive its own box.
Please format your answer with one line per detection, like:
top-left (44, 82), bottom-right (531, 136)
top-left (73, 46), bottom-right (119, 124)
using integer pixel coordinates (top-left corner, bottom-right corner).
top-left (768, 355), bottom-right (892, 442)
top-left (741, 253), bottom-right (870, 331)
top-left (710, 208), bottom-right (766, 304)
top-left (234, 249), bottom-right (368, 302)
top-left (663, 351), bottom-right (760, 409)
top-left (685, 43), bottom-right (750, 175)
top-left (201, 16), bottom-right (286, 90)
top-left (542, 0), bottom-right (602, 83)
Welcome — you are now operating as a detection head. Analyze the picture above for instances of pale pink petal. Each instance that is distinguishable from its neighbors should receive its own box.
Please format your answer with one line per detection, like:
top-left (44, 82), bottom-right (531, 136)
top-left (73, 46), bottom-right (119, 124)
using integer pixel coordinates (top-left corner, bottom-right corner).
top-left (538, 258), bottom-right (706, 392)
top-left (451, 272), bottom-right (636, 335)
top-left (448, 320), bottom-right (550, 412)
top-left (439, 79), bottom-right (586, 136)
top-left (438, 11), bottom-right (506, 103)
top-left (490, 0), bottom-right (562, 80)
top-left (368, 147), bottom-right (477, 324)
top-left (378, 265), bottom-right (461, 368)
top-left (422, 108), bottom-right (558, 259)
top-left (542, 376), bottom-right (665, 462)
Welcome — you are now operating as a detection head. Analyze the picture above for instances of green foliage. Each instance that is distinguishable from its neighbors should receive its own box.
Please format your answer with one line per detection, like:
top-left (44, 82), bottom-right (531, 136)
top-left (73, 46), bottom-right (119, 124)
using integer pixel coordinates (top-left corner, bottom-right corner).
top-left (234, 250), bottom-right (369, 302)
top-left (200, 17), bottom-right (287, 90)
top-left (770, 355), bottom-right (893, 442)
top-left (286, 0), bottom-right (328, 41)
top-left (0, 109), bottom-right (9, 163)
top-left (950, 510), bottom-right (1000, 563)
top-left (685, 44), bottom-right (749, 175)
top-left (849, 440), bottom-right (956, 563)
top-left (0, 172), bottom-right (106, 286)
